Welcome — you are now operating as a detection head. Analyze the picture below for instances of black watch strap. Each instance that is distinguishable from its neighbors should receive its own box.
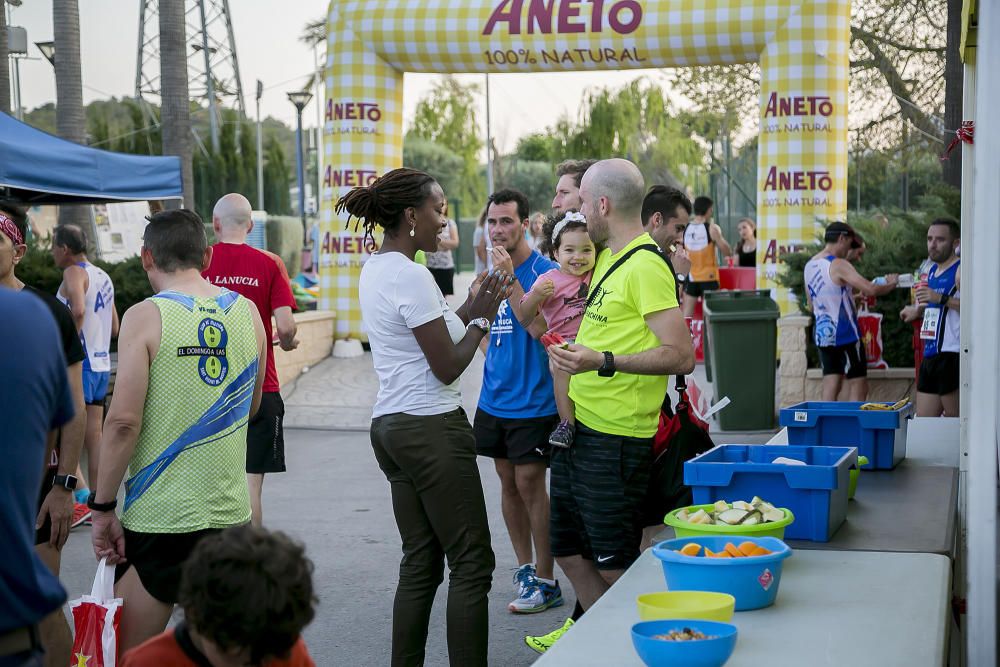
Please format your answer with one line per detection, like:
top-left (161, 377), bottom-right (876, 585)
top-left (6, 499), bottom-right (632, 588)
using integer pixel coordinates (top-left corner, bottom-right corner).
top-left (87, 492), bottom-right (118, 512)
top-left (52, 474), bottom-right (78, 490)
top-left (598, 351), bottom-right (616, 377)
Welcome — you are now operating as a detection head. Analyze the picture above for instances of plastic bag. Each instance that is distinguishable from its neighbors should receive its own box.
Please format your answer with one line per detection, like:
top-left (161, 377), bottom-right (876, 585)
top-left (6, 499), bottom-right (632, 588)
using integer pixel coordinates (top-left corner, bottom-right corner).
top-left (857, 310), bottom-right (888, 369)
top-left (69, 557), bottom-right (123, 667)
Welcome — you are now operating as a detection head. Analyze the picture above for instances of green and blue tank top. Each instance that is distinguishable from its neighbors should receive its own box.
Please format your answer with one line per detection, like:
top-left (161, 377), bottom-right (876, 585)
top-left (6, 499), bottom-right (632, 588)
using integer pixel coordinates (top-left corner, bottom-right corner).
top-left (121, 289), bottom-right (258, 533)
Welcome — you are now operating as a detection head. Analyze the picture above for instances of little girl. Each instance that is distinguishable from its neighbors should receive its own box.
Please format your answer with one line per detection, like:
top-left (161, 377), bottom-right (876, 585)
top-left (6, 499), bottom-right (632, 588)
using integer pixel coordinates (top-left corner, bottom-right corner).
top-left (519, 210), bottom-right (595, 448)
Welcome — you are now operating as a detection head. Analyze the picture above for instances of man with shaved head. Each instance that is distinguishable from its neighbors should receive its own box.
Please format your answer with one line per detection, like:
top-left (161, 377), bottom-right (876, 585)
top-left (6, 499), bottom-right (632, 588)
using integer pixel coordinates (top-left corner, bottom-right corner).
top-left (527, 159), bottom-right (695, 654)
top-left (203, 194), bottom-right (298, 527)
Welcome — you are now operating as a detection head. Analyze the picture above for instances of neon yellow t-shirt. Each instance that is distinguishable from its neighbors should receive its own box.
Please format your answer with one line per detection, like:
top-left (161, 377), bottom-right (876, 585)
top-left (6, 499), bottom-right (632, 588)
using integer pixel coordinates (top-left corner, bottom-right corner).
top-left (569, 233), bottom-right (679, 438)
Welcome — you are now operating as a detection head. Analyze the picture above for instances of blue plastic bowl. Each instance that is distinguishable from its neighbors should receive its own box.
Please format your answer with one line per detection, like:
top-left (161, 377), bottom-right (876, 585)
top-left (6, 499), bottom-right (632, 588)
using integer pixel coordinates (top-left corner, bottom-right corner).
top-left (653, 536), bottom-right (792, 611)
top-left (631, 619), bottom-right (737, 667)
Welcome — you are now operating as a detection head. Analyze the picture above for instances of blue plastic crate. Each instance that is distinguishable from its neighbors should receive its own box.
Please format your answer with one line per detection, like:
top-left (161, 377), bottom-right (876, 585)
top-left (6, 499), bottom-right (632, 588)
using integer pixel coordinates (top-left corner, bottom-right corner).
top-left (684, 445), bottom-right (857, 542)
top-left (778, 401), bottom-right (913, 469)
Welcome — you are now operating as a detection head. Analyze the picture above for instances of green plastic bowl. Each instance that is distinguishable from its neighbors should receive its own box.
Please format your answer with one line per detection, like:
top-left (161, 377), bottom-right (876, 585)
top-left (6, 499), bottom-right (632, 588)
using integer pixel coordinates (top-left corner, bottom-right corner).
top-left (664, 504), bottom-right (795, 539)
top-left (636, 591), bottom-right (736, 622)
top-left (848, 455), bottom-right (869, 499)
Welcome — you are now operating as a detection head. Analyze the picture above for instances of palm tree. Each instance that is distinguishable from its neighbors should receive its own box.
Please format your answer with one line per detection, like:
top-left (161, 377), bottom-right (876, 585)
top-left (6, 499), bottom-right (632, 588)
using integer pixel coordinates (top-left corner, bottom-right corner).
top-left (0, 3), bottom-right (11, 114)
top-left (53, 0), bottom-right (89, 227)
top-left (159, 0), bottom-right (194, 208)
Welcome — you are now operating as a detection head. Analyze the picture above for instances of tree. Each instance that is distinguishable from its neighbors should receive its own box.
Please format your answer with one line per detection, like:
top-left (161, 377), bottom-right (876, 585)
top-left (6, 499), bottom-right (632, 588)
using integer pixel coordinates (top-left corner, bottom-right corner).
top-left (53, 0), bottom-right (89, 228)
top-left (493, 158), bottom-right (555, 214)
top-left (403, 137), bottom-right (464, 202)
top-left (941, 0), bottom-right (964, 188)
top-left (159, 0), bottom-right (194, 209)
top-left (673, 1), bottom-right (950, 177)
top-left (407, 76), bottom-right (485, 211)
top-left (522, 79), bottom-right (707, 193)
top-left (0, 5), bottom-right (10, 114)
top-left (263, 137), bottom-right (291, 215)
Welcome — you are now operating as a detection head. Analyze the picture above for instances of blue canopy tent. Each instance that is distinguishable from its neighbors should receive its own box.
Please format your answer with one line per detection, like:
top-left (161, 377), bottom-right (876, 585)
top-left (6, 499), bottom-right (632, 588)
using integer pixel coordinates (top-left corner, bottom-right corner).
top-left (0, 112), bottom-right (183, 204)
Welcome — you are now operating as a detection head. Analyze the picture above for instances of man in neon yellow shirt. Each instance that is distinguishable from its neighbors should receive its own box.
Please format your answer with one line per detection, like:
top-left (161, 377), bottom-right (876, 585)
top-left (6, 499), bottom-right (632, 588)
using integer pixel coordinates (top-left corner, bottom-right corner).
top-left (89, 210), bottom-right (267, 655)
top-left (533, 159), bottom-right (695, 650)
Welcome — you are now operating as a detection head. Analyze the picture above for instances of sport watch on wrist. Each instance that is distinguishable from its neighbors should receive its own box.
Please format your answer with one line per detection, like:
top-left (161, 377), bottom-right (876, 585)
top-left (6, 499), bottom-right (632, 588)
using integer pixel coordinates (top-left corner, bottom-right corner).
top-left (52, 474), bottom-right (78, 490)
top-left (598, 351), bottom-right (616, 377)
top-left (468, 317), bottom-right (491, 335)
top-left (87, 492), bottom-right (118, 513)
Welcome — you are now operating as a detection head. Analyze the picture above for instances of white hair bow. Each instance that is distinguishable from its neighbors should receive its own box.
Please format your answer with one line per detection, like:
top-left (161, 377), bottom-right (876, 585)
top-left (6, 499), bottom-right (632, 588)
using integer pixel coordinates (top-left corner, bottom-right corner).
top-left (551, 211), bottom-right (586, 243)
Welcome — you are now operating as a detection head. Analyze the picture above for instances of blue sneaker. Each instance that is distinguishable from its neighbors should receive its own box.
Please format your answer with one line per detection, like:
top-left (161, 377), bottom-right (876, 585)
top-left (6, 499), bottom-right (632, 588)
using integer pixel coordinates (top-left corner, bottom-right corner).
top-left (512, 564), bottom-right (536, 596)
top-left (509, 577), bottom-right (564, 613)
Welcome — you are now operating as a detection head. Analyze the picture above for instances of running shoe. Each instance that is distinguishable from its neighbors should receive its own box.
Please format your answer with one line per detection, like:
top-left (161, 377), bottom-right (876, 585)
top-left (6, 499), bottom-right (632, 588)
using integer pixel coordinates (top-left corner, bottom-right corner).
top-left (524, 617), bottom-right (574, 654)
top-left (71, 503), bottom-right (92, 529)
top-left (548, 421), bottom-right (575, 449)
top-left (509, 578), bottom-right (564, 613)
top-left (512, 563), bottom-right (536, 596)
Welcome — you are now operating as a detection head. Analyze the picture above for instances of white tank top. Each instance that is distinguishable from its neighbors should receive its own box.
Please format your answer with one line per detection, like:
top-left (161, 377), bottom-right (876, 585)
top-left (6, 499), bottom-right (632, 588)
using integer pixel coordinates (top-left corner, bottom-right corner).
top-left (804, 255), bottom-right (859, 347)
top-left (58, 262), bottom-right (114, 372)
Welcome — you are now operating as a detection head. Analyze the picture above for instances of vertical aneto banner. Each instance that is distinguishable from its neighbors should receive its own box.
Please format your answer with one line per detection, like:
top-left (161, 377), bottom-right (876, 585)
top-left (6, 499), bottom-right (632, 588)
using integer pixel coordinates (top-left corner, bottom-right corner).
top-left (322, 0), bottom-right (850, 338)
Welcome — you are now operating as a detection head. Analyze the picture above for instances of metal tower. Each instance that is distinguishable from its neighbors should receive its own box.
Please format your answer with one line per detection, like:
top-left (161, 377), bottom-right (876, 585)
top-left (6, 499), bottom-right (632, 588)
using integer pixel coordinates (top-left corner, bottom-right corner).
top-left (135, 0), bottom-right (246, 151)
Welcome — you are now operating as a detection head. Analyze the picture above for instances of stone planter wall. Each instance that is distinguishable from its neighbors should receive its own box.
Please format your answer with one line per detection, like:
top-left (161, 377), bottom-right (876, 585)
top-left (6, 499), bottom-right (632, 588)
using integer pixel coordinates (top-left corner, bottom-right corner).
top-left (275, 310), bottom-right (336, 390)
top-left (778, 314), bottom-right (916, 405)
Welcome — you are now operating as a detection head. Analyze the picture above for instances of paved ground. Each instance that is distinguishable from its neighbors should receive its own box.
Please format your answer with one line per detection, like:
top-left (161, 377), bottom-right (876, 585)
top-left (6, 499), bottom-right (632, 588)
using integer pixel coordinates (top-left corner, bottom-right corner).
top-left (56, 271), bottom-right (777, 665)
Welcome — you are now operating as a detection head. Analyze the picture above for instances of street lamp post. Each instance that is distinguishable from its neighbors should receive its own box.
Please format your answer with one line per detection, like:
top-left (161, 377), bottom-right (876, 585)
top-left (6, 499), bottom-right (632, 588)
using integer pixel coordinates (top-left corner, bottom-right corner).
top-left (255, 79), bottom-right (264, 211)
top-left (287, 90), bottom-right (313, 246)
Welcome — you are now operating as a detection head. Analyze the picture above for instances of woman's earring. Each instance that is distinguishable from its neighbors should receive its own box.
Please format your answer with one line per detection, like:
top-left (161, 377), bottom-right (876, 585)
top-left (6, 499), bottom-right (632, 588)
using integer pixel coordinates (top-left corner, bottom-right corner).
top-left (409, 226), bottom-right (416, 237)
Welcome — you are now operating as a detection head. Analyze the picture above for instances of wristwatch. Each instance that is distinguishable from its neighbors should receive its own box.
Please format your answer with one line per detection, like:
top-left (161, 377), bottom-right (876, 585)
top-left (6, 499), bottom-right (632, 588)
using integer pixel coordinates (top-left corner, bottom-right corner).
top-left (52, 474), bottom-right (78, 490)
top-left (468, 317), bottom-right (491, 335)
top-left (87, 492), bottom-right (118, 513)
top-left (598, 351), bottom-right (616, 377)
top-left (939, 293), bottom-right (950, 307)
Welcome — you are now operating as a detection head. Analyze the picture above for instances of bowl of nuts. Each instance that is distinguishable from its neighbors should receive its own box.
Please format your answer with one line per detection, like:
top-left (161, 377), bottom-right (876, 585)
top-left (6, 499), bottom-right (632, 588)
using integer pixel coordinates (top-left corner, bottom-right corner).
top-left (630, 619), bottom-right (737, 667)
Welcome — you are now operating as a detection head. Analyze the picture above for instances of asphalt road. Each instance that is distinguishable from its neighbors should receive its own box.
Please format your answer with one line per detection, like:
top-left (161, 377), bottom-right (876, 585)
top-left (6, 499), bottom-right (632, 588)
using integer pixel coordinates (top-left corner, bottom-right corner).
top-left (57, 428), bottom-right (571, 666)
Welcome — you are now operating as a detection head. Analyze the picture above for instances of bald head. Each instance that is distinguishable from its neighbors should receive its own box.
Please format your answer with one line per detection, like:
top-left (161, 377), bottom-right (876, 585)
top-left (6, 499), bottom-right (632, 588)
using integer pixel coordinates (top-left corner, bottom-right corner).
top-left (581, 159), bottom-right (645, 220)
top-left (214, 193), bottom-right (253, 228)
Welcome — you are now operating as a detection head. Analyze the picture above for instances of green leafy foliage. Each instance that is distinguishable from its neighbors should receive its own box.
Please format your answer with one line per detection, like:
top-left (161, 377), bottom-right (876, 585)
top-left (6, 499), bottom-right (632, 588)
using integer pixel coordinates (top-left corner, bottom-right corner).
top-left (402, 137), bottom-right (466, 202)
top-left (16, 233), bottom-right (154, 317)
top-left (407, 76), bottom-right (485, 210)
top-left (776, 211), bottom-right (943, 368)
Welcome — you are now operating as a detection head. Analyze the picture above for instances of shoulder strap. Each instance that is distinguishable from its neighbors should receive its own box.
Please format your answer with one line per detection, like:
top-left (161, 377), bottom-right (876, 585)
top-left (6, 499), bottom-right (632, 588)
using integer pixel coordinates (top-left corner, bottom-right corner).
top-left (585, 244), bottom-right (675, 309)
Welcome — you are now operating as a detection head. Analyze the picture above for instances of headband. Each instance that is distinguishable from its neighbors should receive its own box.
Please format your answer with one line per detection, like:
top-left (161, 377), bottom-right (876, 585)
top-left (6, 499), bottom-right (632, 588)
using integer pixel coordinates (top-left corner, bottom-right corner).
top-left (0, 212), bottom-right (23, 246)
top-left (551, 211), bottom-right (586, 244)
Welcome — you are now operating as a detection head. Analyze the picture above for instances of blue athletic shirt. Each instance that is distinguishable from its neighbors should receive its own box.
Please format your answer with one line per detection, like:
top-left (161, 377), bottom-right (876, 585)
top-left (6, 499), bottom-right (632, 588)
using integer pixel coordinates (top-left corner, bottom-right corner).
top-left (478, 251), bottom-right (559, 419)
top-left (923, 260), bottom-right (960, 358)
top-left (1, 290), bottom-right (74, 633)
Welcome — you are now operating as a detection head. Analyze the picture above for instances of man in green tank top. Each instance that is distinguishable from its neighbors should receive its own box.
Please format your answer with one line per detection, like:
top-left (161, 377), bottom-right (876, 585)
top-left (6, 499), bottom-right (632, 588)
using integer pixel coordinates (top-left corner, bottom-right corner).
top-left (88, 210), bottom-right (267, 655)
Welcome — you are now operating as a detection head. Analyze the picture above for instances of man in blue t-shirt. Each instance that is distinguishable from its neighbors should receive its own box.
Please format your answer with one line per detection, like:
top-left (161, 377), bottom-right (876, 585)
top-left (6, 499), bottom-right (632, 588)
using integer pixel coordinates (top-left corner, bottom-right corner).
top-left (0, 289), bottom-right (75, 664)
top-left (474, 189), bottom-right (563, 615)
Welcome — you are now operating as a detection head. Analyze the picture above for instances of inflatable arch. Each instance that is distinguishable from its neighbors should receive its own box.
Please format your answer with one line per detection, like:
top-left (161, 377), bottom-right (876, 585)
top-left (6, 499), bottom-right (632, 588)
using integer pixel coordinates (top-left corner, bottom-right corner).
top-left (321, 0), bottom-right (850, 338)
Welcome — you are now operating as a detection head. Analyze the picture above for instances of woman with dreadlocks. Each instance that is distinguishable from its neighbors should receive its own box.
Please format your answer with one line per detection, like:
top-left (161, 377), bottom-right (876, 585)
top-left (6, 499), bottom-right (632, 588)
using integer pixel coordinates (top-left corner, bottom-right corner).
top-left (337, 168), bottom-right (512, 667)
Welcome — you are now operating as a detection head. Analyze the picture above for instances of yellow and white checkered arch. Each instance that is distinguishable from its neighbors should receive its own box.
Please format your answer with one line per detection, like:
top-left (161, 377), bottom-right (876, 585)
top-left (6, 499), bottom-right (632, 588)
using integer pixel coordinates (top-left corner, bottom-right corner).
top-left (323, 0), bottom-right (850, 337)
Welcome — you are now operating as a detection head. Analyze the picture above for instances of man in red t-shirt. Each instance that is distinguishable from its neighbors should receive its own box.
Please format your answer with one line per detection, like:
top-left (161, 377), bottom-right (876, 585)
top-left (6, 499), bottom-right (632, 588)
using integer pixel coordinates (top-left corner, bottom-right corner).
top-left (203, 194), bottom-right (298, 527)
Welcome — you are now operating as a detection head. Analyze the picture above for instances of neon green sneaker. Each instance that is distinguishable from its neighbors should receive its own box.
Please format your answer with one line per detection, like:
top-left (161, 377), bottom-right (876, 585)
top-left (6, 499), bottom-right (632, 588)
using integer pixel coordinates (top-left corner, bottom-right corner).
top-left (524, 617), bottom-right (574, 654)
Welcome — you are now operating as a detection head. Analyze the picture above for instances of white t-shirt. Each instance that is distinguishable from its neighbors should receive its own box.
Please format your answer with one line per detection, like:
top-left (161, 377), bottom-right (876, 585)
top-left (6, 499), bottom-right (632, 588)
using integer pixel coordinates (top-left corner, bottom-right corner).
top-left (360, 252), bottom-right (466, 418)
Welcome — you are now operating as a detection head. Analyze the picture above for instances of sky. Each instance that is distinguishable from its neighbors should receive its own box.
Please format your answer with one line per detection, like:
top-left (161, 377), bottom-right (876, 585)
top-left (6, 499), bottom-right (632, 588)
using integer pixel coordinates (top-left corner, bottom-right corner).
top-left (8, 0), bottom-right (669, 152)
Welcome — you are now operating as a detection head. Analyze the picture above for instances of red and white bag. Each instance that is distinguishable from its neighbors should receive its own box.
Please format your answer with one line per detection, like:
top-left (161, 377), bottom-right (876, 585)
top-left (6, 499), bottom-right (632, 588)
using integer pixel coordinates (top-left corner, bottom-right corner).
top-left (69, 558), bottom-right (123, 667)
top-left (857, 310), bottom-right (889, 370)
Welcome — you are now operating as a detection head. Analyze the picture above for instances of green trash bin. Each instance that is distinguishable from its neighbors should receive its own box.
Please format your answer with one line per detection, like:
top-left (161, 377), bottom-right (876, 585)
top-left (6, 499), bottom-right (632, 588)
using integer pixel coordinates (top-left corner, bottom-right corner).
top-left (703, 290), bottom-right (779, 431)
top-left (701, 290), bottom-right (725, 383)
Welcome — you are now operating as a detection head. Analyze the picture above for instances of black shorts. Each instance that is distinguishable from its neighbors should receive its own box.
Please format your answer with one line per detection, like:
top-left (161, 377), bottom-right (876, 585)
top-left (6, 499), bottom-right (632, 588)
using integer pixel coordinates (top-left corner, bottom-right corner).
top-left (473, 409), bottom-right (557, 465)
top-left (549, 422), bottom-right (652, 570)
top-left (684, 280), bottom-right (719, 297)
top-left (114, 528), bottom-right (223, 604)
top-left (247, 392), bottom-right (286, 474)
top-left (427, 267), bottom-right (455, 296)
top-left (818, 340), bottom-right (868, 379)
top-left (34, 471), bottom-right (57, 546)
top-left (918, 352), bottom-right (960, 395)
